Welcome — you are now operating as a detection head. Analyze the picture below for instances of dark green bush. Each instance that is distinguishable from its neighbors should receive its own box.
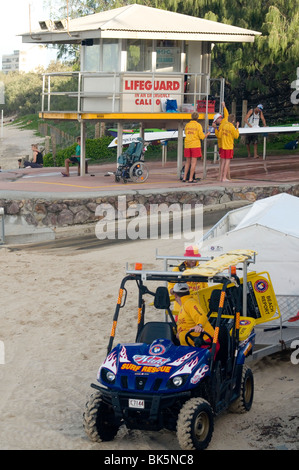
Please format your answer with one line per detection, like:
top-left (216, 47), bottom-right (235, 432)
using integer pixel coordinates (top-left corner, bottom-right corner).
top-left (43, 136), bottom-right (116, 167)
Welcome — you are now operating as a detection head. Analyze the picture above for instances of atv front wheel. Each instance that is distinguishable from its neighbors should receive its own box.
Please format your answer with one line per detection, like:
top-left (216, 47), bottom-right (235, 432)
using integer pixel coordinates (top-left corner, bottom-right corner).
top-left (230, 365), bottom-right (254, 413)
top-left (83, 392), bottom-right (120, 442)
top-left (177, 398), bottom-right (214, 450)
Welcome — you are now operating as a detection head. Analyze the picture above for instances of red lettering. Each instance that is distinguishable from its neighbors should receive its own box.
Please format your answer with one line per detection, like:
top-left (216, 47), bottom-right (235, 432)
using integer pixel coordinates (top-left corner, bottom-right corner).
top-left (126, 79), bottom-right (180, 93)
top-left (135, 99), bottom-right (152, 106)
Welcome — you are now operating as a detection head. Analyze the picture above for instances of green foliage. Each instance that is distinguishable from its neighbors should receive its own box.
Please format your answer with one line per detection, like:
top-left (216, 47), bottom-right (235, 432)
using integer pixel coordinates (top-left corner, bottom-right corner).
top-left (0, 62), bottom-right (76, 117)
top-left (152, 0), bottom-right (299, 121)
top-left (43, 136), bottom-right (116, 167)
top-left (0, 72), bottom-right (43, 116)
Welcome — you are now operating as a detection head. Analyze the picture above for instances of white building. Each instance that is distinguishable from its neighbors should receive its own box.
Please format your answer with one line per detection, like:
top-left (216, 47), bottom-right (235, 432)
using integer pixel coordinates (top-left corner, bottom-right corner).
top-left (1, 45), bottom-right (48, 73)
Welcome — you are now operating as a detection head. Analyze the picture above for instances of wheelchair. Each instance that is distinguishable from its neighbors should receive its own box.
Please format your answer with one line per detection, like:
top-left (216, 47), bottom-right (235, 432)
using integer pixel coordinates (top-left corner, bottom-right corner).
top-left (115, 138), bottom-right (149, 183)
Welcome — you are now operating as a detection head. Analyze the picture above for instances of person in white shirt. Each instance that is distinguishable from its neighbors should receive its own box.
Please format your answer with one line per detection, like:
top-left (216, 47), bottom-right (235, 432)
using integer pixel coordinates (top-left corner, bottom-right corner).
top-left (244, 104), bottom-right (266, 159)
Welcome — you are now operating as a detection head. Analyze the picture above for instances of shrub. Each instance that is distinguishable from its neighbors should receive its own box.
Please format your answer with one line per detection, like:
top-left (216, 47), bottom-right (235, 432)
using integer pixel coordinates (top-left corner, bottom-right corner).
top-left (43, 136), bottom-right (116, 167)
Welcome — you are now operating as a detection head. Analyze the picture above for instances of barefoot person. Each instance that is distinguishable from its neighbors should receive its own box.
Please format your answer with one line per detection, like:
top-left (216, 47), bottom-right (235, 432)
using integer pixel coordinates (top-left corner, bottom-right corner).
top-left (218, 114), bottom-right (239, 182)
top-left (183, 112), bottom-right (210, 183)
top-left (213, 102), bottom-right (229, 178)
top-left (61, 137), bottom-right (81, 177)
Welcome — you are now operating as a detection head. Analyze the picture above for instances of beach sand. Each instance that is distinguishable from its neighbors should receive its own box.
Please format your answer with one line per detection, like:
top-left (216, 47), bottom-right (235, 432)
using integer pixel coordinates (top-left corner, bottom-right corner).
top-left (0, 236), bottom-right (298, 451)
top-left (0, 123), bottom-right (298, 450)
top-left (0, 122), bottom-right (44, 169)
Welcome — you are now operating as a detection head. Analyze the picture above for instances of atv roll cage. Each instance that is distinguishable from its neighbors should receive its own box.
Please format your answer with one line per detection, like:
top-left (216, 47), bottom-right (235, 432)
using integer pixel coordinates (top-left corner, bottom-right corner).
top-left (106, 250), bottom-right (272, 373)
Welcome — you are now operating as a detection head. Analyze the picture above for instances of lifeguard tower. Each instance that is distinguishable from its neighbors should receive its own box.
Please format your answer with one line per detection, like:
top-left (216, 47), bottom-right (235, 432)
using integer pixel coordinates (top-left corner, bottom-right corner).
top-left (20, 4), bottom-right (260, 177)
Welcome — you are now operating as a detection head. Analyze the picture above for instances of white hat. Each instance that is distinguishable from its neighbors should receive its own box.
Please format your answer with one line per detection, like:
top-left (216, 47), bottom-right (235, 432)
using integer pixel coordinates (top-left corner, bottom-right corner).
top-left (173, 283), bottom-right (190, 294)
top-left (257, 104), bottom-right (264, 110)
top-left (213, 113), bottom-right (222, 123)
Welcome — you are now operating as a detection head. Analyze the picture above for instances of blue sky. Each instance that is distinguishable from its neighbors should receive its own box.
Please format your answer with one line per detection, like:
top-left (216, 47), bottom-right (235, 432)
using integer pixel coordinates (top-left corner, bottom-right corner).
top-left (0, 1), bottom-right (57, 64)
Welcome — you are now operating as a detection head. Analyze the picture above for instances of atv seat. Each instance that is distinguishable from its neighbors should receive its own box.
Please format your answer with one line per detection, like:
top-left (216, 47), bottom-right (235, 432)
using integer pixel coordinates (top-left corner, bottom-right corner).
top-left (136, 321), bottom-right (176, 344)
top-left (154, 286), bottom-right (171, 309)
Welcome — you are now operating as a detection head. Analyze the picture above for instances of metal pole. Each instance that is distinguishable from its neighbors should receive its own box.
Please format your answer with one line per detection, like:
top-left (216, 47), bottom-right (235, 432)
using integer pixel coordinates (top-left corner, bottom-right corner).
top-left (77, 72), bottom-right (81, 114)
top-left (47, 75), bottom-right (51, 111)
top-left (203, 75), bottom-right (209, 179)
top-left (242, 260), bottom-right (248, 316)
top-left (117, 122), bottom-right (123, 163)
top-left (177, 122), bottom-right (184, 178)
top-left (80, 120), bottom-right (86, 177)
top-left (41, 75), bottom-right (45, 113)
top-left (0, 207), bottom-right (5, 244)
top-left (0, 109), bottom-right (3, 141)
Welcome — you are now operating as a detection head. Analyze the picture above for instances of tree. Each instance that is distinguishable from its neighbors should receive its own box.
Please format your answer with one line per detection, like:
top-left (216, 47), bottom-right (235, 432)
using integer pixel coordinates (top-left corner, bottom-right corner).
top-left (142, 0), bottom-right (299, 122)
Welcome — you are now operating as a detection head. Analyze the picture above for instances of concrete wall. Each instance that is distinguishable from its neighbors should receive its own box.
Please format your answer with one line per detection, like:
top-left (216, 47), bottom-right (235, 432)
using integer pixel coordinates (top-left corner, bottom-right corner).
top-left (2, 183), bottom-right (299, 230)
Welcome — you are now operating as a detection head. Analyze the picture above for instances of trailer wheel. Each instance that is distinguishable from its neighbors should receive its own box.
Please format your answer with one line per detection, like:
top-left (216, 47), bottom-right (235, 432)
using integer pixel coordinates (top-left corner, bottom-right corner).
top-left (177, 398), bottom-right (214, 450)
top-left (230, 365), bottom-right (254, 413)
top-left (83, 392), bottom-right (120, 442)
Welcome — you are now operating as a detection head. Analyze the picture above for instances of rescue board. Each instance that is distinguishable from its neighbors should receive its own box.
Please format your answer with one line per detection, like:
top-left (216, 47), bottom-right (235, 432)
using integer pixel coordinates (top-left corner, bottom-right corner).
top-left (108, 125), bottom-right (299, 147)
top-left (183, 249), bottom-right (257, 277)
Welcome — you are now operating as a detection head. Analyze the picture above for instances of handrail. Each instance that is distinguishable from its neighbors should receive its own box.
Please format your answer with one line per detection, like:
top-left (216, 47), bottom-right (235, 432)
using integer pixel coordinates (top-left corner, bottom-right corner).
top-left (41, 70), bottom-right (222, 115)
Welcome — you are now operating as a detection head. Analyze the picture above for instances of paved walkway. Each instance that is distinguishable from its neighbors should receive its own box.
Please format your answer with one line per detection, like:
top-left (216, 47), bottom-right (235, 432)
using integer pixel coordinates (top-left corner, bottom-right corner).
top-left (0, 154), bottom-right (298, 198)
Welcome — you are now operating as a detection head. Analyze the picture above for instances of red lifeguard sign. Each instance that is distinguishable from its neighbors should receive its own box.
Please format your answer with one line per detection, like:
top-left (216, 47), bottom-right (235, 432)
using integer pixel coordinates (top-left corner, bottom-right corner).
top-left (122, 76), bottom-right (183, 112)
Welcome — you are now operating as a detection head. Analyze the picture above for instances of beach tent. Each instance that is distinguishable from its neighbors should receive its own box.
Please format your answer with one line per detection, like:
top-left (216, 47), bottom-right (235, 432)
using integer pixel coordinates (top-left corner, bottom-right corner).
top-left (200, 193), bottom-right (299, 298)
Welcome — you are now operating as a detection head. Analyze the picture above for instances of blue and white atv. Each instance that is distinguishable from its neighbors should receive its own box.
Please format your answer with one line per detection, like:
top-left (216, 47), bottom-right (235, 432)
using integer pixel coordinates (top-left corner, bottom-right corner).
top-left (83, 250), bottom-right (280, 450)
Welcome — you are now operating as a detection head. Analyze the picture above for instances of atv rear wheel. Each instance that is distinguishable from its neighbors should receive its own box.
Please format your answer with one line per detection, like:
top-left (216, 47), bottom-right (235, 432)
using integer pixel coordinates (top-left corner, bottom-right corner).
top-left (177, 398), bottom-right (214, 450)
top-left (83, 392), bottom-right (120, 442)
top-left (230, 365), bottom-right (254, 413)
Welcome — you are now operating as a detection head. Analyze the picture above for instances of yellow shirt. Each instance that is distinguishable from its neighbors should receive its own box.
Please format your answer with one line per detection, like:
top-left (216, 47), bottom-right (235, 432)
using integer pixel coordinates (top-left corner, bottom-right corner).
top-left (184, 120), bottom-right (205, 148)
top-left (177, 295), bottom-right (215, 346)
top-left (214, 107), bottom-right (229, 149)
top-left (168, 265), bottom-right (208, 317)
top-left (218, 121), bottom-right (239, 150)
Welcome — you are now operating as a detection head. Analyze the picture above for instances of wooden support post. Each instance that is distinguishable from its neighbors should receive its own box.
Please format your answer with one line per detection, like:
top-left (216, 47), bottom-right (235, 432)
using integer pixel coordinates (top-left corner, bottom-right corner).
top-left (45, 135), bottom-right (50, 154)
top-left (242, 100), bottom-right (248, 127)
top-left (95, 122), bottom-right (100, 139)
top-left (100, 122), bottom-right (106, 137)
top-left (51, 132), bottom-right (56, 166)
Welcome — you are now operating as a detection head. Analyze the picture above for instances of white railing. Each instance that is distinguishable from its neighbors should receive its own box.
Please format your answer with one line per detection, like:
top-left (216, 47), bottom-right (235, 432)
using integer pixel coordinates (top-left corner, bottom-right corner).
top-left (41, 71), bottom-right (224, 115)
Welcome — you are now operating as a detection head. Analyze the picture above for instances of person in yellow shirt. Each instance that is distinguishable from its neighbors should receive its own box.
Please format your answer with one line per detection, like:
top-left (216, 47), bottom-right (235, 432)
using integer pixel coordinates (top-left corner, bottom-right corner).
top-left (173, 283), bottom-right (215, 347)
top-left (213, 102), bottom-right (229, 180)
top-left (183, 112), bottom-right (210, 183)
top-left (218, 114), bottom-right (239, 182)
top-left (213, 102), bottom-right (229, 157)
top-left (168, 245), bottom-right (208, 321)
